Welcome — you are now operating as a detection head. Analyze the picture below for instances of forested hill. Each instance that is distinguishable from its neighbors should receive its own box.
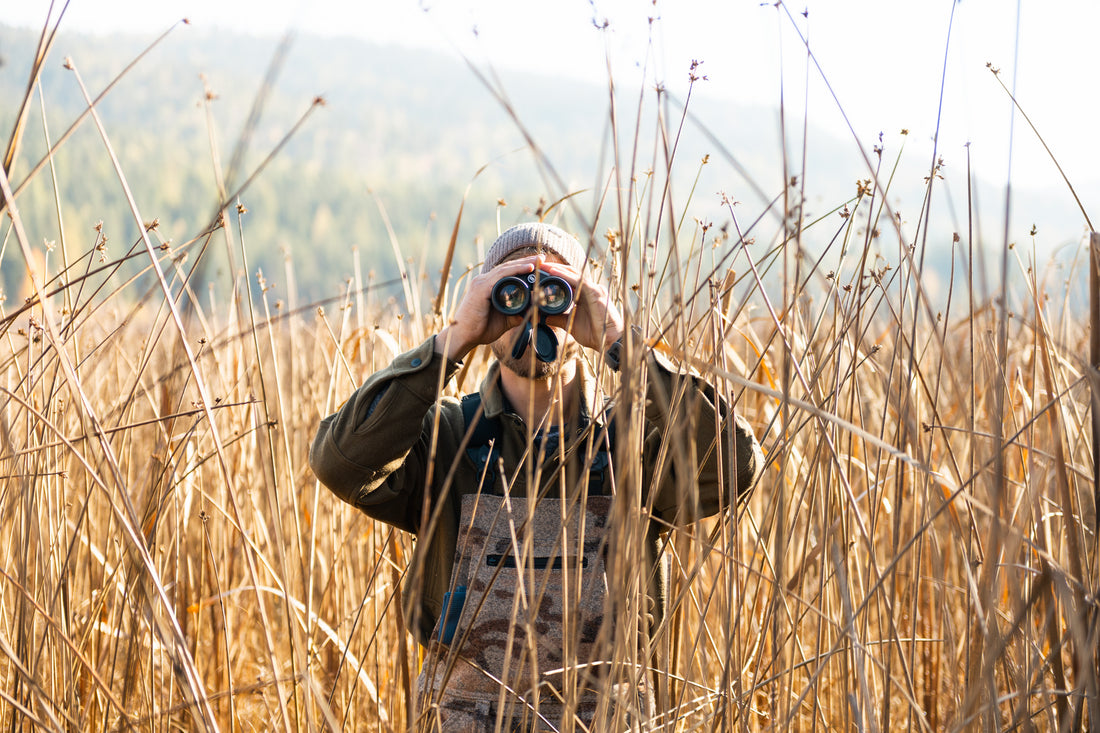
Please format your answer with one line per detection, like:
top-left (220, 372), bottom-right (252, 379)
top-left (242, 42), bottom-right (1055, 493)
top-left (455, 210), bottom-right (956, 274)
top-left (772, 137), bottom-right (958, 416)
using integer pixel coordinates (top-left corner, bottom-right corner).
top-left (2, 24), bottom-right (1086, 307)
top-left (0, 23), bottom-right (806, 303)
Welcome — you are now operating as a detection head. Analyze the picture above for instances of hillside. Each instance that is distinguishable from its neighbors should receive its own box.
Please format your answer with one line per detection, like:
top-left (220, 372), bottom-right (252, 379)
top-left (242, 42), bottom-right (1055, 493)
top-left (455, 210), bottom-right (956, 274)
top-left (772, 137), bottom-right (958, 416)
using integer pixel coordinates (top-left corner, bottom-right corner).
top-left (1, 24), bottom-right (1091, 308)
top-left (0, 24), bottom-right (858, 302)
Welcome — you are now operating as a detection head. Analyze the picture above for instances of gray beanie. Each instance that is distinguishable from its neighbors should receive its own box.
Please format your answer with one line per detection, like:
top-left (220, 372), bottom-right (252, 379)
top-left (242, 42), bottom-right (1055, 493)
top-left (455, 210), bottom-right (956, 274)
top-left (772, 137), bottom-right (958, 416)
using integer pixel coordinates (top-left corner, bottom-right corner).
top-left (482, 223), bottom-right (587, 273)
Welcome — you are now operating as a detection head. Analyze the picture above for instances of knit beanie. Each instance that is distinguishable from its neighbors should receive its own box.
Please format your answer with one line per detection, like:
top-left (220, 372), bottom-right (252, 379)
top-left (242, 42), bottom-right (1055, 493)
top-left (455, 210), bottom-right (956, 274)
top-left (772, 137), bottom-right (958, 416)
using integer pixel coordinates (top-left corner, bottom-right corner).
top-left (481, 223), bottom-right (588, 274)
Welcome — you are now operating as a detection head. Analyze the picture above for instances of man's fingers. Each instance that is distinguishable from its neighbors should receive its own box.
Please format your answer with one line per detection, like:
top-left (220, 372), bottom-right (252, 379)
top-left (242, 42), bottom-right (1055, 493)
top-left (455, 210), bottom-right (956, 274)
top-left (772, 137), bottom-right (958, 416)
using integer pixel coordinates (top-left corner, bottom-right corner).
top-left (484, 255), bottom-right (542, 277)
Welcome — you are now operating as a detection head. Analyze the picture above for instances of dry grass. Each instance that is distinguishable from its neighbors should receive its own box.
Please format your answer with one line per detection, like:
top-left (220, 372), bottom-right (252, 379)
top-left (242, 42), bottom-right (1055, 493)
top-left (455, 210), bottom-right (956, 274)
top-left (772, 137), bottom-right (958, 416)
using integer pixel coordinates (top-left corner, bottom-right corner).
top-left (1, 10), bottom-right (1098, 733)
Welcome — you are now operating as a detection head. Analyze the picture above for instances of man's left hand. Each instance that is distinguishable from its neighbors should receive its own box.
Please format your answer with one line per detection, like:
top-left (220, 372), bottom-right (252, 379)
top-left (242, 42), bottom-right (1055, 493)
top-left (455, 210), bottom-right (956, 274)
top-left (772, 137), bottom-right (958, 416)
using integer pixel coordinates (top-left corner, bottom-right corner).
top-left (536, 261), bottom-right (624, 351)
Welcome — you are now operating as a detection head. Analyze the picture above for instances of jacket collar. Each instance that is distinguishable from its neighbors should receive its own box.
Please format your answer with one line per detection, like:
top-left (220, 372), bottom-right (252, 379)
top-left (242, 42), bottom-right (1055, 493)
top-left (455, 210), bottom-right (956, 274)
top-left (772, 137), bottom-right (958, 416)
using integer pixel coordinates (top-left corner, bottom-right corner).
top-left (478, 358), bottom-right (604, 430)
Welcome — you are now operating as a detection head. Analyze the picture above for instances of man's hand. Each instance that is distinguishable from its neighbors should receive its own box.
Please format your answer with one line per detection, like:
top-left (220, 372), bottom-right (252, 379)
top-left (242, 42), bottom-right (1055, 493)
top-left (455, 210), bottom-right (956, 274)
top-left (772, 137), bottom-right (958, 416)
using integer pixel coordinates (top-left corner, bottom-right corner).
top-left (435, 256), bottom-right (542, 361)
top-left (536, 260), bottom-right (624, 351)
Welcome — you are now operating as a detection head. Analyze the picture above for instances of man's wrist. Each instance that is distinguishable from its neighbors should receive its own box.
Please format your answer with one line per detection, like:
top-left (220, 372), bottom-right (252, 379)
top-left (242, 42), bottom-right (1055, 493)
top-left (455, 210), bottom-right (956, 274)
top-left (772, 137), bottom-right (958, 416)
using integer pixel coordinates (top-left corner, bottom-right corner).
top-left (603, 323), bottom-right (624, 350)
top-left (604, 326), bottom-right (644, 372)
top-left (605, 337), bottom-right (623, 372)
top-left (434, 326), bottom-right (473, 362)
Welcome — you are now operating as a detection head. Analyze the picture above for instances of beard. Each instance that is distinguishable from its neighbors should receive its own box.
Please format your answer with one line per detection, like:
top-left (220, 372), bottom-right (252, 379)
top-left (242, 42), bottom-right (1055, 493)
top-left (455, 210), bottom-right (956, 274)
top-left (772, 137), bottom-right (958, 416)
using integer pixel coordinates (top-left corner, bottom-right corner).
top-left (491, 325), bottom-right (573, 379)
top-left (491, 336), bottom-right (561, 379)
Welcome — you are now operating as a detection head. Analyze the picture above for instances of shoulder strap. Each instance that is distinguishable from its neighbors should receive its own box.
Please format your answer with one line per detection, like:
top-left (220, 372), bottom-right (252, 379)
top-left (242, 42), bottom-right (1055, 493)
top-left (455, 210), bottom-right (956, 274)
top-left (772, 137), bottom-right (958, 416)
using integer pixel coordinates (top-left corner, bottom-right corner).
top-left (461, 393), bottom-right (502, 491)
top-left (583, 403), bottom-right (616, 495)
top-left (460, 392), bottom-right (500, 448)
top-left (599, 398), bottom-right (617, 455)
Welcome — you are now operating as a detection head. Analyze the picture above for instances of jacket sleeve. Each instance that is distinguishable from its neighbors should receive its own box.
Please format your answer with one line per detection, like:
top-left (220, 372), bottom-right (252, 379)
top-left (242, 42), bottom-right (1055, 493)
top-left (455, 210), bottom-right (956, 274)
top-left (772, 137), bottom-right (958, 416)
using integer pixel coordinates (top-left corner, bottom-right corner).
top-left (638, 342), bottom-right (764, 524)
top-left (308, 337), bottom-right (462, 533)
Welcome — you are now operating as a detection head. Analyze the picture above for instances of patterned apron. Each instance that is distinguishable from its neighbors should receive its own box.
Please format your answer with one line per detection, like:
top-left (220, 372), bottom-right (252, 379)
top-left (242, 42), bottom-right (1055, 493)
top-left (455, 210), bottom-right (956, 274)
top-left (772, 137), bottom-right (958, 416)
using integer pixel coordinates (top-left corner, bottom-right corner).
top-left (416, 493), bottom-right (612, 732)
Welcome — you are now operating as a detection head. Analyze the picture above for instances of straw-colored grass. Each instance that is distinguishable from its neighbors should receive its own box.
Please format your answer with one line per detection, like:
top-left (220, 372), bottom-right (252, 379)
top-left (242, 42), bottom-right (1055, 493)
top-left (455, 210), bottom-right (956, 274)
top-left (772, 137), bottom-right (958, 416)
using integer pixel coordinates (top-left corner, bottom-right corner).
top-left (1, 11), bottom-right (1097, 733)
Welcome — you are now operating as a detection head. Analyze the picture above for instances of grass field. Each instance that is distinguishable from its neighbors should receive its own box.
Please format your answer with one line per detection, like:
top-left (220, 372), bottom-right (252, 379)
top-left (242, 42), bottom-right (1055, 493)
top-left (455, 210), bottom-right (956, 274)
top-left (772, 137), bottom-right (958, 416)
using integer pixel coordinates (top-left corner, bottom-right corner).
top-left (1, 13), bottom-right (1098, 733)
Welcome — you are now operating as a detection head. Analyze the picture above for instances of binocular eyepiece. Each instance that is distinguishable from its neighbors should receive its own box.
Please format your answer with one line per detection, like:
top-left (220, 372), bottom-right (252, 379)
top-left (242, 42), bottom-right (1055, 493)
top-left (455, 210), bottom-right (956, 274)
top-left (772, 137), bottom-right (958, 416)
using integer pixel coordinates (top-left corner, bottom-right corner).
top-left (490, 271), bottom-right (573, 317)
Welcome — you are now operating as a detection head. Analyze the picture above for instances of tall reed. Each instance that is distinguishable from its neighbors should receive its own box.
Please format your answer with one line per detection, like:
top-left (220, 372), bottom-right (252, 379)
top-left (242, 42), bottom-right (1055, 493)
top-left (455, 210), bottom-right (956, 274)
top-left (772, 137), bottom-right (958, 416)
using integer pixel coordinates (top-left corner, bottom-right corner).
top-left (0, 8), bottom-right (1096, 732)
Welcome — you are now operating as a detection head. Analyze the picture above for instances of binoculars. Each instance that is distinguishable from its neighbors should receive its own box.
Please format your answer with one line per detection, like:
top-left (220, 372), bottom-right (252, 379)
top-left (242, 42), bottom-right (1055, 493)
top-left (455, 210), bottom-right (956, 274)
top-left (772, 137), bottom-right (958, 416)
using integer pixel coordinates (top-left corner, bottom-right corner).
top-left (490, 271), bottom-right (573, 317)
top-left (489, 270), bottom-right (574, 363)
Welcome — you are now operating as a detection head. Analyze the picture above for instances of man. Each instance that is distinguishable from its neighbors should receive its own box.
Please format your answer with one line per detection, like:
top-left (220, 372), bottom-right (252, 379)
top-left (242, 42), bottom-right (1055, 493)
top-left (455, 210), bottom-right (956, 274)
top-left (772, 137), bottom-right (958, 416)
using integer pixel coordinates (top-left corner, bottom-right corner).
top-left (310, 222), bottom-right (763, 731)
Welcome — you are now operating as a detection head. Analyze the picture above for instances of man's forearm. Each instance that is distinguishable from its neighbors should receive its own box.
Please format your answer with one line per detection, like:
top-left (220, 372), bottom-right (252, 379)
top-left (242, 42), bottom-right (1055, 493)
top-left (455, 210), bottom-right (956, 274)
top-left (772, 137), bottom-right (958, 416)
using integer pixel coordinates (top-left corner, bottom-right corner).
top-left (435, 324), bottom-right (476, 362)
top-left (309, 336), bottom-right (460, 505)
top-left (637, 339), bottom-right (762, 516)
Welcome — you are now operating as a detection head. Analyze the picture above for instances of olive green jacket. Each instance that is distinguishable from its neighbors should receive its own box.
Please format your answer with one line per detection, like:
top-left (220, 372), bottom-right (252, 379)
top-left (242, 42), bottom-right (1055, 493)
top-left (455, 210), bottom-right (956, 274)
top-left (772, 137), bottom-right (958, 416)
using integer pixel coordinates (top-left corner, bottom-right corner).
top-left (309, 335), bottom-right (763, 644)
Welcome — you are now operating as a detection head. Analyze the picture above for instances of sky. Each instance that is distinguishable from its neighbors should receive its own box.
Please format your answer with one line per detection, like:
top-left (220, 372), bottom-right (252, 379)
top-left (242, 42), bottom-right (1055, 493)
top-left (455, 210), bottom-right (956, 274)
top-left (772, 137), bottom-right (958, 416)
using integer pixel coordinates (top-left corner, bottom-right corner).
top-left (7, 0), bottom-right (1099, 246)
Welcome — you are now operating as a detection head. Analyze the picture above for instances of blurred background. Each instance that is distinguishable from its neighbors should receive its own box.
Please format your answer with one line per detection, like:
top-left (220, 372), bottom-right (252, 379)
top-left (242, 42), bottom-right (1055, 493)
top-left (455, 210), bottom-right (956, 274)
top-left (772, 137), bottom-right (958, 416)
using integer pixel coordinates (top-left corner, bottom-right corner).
top-left (3, 0), bottom-right (1097, 309)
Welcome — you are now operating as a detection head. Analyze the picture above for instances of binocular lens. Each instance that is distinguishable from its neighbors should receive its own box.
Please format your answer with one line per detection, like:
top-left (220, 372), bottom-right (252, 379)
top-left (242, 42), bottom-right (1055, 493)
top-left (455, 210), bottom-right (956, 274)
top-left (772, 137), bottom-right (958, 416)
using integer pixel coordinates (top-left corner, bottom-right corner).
top-left (491, 278), bottom-right (530, 315)
top-left (537, 280), bottom-right (571, 315)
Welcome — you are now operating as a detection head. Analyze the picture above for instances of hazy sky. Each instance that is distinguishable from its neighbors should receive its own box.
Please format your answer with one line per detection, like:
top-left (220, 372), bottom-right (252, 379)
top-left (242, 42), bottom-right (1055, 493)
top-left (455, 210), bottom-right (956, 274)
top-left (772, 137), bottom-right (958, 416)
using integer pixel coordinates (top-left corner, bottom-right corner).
top-left (8, 1), bottom-right (1099, 235)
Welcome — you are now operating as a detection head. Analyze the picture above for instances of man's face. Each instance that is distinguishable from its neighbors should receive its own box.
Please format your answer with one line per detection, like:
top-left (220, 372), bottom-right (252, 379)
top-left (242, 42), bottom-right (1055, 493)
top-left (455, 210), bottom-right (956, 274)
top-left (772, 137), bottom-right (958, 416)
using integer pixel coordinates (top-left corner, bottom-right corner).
top-left (489, 250), bottom-right (572, 379)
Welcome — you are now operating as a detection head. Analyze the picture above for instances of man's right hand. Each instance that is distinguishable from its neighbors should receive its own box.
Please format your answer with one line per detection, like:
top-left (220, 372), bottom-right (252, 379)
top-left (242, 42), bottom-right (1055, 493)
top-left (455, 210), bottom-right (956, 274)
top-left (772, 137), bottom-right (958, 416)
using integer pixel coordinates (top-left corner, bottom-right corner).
top-left (434, 255), bottom-right (543, 361)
